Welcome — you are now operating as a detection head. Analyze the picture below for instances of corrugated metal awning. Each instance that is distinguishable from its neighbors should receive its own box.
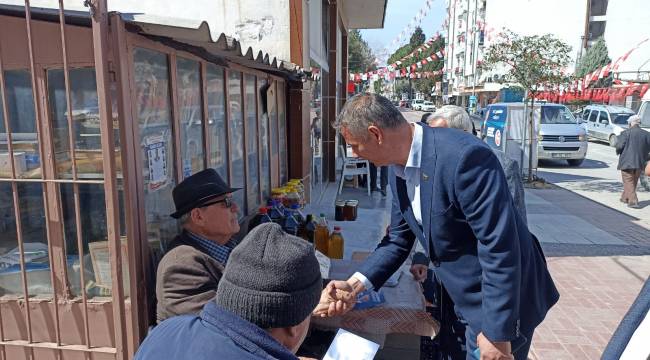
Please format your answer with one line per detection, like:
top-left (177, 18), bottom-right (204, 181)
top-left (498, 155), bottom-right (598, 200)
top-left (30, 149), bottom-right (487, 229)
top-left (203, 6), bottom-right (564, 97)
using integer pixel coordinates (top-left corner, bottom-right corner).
top-left (0, 3), bottom-right (306, 80)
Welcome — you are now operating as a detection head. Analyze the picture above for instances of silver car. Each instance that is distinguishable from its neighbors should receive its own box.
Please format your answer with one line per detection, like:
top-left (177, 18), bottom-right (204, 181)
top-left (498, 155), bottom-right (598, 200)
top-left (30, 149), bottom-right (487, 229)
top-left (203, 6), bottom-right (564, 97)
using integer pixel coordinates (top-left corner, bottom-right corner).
top-left (580, 105), bottom-right (635, 147)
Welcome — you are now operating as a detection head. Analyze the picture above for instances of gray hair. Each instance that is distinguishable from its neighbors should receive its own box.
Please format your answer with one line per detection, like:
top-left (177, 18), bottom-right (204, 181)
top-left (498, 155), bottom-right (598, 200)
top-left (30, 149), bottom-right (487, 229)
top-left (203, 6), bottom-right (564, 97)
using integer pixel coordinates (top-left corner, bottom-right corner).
top-left (334, 93), bottom-right (407, 139)
top-left (628, 114), bottom-right (641, 126)
top-left (429, 105), bottom-right (472, 132)
top-left (179, 212), bottom-right (192, 226)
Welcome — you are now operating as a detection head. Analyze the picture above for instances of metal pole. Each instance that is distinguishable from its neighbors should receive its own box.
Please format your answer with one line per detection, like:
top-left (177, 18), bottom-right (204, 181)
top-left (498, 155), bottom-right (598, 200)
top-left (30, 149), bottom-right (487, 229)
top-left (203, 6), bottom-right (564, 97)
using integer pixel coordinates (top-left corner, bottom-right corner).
top-left (471, 0), bottom-right (479, 101)
top-left (89, 1), bottom-right (128, 359)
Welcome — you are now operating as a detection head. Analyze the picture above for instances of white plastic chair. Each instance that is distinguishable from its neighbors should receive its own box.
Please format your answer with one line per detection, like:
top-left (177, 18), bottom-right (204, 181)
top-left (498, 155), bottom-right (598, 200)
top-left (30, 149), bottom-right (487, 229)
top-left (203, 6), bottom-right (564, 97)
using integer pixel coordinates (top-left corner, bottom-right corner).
top-left (337, 145), bottom-right (371, 196)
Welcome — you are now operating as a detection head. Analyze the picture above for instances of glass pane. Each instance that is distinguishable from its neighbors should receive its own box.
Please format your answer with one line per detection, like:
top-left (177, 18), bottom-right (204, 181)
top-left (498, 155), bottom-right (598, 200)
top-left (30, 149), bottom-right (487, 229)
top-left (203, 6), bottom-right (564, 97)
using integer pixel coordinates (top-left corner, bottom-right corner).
top-left (268, 81), bottom-right (278, 186)
top-left (245, 74), bottom-right (259, 212)
top-left (0, 70), bottom-right (41, 179)
top-left (206, 64), bottom-right (228, 180)
top-left (0, 183), bottom-right (51, 297)
top-left (133, 48), bottom-right (178, 252)
top-left (176, 57), bottom-right (204, 179)
top-left (258, 78), bottom-right (271, 201)
top-left (277, 81), bottom-right (288, 184)
top-left (59, 184), bottom-right (128, 298)
top-left (228, 71), bottom-right (246, 216)
top-left (0, 182), bottom-right (19, 295)
top-left (47, 68), bottom-right (102, 179)
top-left (309, 63), bottom-right (324, 196)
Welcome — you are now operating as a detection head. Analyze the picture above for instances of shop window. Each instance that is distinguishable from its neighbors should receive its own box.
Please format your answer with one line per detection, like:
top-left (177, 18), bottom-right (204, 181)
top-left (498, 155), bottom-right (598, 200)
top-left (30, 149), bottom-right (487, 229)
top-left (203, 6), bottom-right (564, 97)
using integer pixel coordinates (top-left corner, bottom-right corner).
top-left (268, 81), bottom-right (279, 186)
top-left (277, 81), bottom-right (288, 184)
top-left (258, 78), bottom-right (271, 200)
top-left (47, 67), bottom-right (103, 179)
top-left (244, 74), bottom-right (259, 211)
top-left (206, 64), bottom-right (228, 180)
top-left (176, 57), bottom-right (205, 179)
top-left (228, 71), bottom-right (246, 216)
top-left (0, 70), bottom-right (41, 179)
top-left (59, 183), bottom-right (128, 298)
top-left (133, 47), bottom-right (178, 252)
top-left (0, 182), bottom-right (51, 297)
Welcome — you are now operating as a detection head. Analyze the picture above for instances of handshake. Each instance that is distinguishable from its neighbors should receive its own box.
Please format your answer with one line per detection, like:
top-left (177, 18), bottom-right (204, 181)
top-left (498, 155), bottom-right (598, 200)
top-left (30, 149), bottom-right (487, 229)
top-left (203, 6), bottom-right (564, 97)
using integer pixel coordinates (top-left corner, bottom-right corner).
top-left (312, 278), bottom-right (365, 317)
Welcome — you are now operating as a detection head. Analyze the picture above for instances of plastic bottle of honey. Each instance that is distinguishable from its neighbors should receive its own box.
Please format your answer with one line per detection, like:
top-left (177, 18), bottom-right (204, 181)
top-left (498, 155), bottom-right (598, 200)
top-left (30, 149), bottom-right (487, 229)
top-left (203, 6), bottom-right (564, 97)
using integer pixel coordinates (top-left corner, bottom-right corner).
top-left (314, 213), bottom-right (330, 256)
top-left (328, 226), bottom-right (344, 259)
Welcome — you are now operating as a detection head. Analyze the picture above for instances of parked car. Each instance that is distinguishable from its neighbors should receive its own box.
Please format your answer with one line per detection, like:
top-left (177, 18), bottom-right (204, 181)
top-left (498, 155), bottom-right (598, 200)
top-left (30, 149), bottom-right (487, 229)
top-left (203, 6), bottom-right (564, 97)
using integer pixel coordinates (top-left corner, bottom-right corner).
top-left (411, 99), bottom-right (425, 110)
top-left (421, 101), bottom-right (436, 112)
top-left (482, 103), bottom-right (587, 167)
top-left (579, 104), bottom-right (636, 147)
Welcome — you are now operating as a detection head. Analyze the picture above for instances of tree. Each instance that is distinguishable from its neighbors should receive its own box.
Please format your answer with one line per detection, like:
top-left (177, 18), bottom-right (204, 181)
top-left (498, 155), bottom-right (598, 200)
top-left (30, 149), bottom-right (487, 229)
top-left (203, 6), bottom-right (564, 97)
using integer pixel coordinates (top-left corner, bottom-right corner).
top-left (348, 29), bottom-right (376, 74)
top-left (373, 79), bottom-right (383, 95)
top-left (575, 37), bottom-right (611, 88)
top-left (481, 30), bottom-right (572, 180)
top-left (386, 29), bottom-right (445, 100)
top-left (410, 26), bottom-right (426, 48)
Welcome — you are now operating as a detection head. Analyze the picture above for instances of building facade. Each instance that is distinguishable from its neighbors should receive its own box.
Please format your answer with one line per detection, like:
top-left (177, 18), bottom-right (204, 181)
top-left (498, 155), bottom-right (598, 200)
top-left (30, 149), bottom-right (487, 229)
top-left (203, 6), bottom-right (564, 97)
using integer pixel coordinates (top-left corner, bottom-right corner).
top-left (444, 0), bottom-right (589, 107)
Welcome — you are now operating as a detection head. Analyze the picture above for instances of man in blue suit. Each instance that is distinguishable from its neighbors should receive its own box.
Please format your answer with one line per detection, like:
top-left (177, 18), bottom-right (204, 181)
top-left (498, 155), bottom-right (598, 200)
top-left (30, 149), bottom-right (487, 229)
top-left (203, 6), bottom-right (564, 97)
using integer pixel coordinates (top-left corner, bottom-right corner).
top-left (317, 94), bottom-right (559, 360)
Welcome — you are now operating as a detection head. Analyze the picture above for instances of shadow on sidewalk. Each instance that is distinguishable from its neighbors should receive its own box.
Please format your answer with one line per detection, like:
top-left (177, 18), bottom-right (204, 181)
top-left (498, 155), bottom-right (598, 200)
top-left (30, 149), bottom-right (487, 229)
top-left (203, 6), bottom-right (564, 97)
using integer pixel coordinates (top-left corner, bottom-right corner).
top-left (539, 158), bottom-right (609, 169)
top-left (528, 187), bottom-right (650, 257)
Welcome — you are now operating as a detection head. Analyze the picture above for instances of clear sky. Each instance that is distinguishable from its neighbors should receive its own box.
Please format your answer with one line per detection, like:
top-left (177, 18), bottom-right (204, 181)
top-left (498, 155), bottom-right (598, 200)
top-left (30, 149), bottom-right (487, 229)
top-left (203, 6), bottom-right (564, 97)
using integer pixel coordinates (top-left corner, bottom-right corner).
top-left (361, 0), bottom-right (447, 65)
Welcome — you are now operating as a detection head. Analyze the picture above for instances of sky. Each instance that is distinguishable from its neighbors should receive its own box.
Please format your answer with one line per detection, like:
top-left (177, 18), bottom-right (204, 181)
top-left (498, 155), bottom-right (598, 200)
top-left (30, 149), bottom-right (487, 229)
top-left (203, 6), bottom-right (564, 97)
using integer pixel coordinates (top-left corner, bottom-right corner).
top-left (361, 0), bottom-right (447, 65)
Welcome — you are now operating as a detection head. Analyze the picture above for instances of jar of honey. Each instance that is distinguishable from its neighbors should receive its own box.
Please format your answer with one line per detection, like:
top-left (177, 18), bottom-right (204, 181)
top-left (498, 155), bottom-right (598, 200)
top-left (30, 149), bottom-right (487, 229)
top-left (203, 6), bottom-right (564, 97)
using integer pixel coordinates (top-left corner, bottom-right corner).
top-left (328, 226), bottom-right (344, 259)
top-left (343, 200), bottom-right (358, 221)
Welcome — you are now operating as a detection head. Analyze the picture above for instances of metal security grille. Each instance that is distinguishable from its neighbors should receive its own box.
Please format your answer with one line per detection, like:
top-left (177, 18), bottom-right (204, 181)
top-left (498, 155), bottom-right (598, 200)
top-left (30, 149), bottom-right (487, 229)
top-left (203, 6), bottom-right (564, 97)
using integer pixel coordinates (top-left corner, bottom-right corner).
top-left (0, 1), bottom-right (127, 359)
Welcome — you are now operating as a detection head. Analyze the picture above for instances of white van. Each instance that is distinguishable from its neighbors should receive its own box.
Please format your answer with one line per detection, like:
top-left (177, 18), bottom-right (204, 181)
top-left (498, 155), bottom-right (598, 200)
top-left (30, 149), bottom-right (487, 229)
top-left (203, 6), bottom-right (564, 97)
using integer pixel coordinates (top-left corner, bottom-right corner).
top-left (483, 103), bottom-right (587, 167)
top-left (637, 92), bottom-right (650, 131)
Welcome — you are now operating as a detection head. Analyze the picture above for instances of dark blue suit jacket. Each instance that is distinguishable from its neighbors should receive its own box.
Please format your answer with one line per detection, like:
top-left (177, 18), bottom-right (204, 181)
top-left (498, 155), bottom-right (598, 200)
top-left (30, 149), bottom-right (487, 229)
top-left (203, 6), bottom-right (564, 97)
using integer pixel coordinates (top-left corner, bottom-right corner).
top-left (358, 126), bottom-right (559, 342)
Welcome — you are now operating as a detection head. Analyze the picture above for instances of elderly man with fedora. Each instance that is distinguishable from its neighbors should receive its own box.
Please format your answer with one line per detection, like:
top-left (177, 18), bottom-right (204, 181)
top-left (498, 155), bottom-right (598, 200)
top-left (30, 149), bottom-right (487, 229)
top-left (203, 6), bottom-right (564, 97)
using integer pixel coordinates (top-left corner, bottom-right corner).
top-left (156, 168), bottom-right (241, 323)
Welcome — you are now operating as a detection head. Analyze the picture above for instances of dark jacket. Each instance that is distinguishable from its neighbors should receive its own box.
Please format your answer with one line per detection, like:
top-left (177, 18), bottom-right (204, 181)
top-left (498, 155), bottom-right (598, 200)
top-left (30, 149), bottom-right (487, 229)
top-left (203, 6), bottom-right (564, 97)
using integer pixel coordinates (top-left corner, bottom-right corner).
top-left (616, 126), bottom-right (650, 170)
top-left (135, 301), bottom-right (299, 360)
top-left (156, 231), bottom-right (225, 323)
top-left (358, 126), bottom-right (559, 342)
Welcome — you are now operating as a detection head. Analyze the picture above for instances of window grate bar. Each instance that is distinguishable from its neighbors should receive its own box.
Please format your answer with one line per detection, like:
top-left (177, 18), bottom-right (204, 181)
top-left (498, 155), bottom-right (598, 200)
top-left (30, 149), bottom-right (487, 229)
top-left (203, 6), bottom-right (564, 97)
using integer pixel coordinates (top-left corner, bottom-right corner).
top-left (58, 2), bottom-right (91, 350)
top-left (90, 2), bottom-right (128, 358)
top-left (0, 178), bottom-right (106, 184)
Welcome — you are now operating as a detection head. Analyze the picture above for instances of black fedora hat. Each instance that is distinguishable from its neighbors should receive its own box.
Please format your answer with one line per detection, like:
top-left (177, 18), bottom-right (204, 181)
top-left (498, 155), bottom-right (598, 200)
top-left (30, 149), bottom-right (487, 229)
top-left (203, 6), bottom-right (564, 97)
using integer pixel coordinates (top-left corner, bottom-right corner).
top-left (170, 168), bottom-right (240, 219)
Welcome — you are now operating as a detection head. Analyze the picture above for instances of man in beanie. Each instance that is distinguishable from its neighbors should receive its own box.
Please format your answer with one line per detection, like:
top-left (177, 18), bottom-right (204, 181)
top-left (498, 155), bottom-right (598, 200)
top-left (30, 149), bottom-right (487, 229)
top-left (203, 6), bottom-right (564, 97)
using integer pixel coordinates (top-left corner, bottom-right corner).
top-left (156, 168), bottom-right (241, 322)
top-left (135, 223), bottom-right (322, 360)
top-left (616, 115), bottom-right (650, 208)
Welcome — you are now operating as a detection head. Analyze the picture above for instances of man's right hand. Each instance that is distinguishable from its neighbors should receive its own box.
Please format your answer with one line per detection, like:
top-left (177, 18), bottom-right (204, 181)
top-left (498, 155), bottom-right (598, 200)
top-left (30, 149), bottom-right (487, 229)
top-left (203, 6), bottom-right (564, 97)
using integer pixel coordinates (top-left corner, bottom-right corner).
top-left (313, 280), bottom-right (357, 317)
top-left (410, 264), bottom-right (428, 282)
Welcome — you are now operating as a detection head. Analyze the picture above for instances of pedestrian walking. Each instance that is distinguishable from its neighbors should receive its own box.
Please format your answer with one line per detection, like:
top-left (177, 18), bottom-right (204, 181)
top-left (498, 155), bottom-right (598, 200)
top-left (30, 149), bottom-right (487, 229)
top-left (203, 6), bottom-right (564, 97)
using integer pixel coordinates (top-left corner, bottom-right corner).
top-left (615, 115), bottom-right (650, 208)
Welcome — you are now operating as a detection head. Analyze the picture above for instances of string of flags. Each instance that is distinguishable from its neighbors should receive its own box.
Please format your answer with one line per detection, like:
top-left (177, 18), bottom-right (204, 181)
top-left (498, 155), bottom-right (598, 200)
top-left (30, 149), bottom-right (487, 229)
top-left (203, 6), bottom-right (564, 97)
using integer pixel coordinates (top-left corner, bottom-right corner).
top-left (577, 38), bottom-right (649, 91)
top-left (373, 0), bottom-right (437, 65)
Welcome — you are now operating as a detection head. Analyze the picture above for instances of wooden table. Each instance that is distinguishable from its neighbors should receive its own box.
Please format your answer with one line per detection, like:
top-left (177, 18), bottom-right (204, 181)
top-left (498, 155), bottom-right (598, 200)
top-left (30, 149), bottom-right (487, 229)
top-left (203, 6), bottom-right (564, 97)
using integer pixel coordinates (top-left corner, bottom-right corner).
top-left (311, 259), bottom-right (439, 343)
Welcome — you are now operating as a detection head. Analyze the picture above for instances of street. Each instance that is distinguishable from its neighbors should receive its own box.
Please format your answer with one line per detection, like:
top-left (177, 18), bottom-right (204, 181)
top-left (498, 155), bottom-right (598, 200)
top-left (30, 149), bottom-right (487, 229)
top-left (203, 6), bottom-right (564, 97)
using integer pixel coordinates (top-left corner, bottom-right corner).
top-left (538, 140), bottom-right (650, 223)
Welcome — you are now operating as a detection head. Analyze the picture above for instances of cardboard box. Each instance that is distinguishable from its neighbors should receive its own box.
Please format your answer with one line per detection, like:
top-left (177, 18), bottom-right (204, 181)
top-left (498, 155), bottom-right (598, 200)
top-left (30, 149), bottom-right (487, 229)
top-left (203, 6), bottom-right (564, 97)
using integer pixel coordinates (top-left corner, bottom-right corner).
top-left (0, 152), bottom-right (26, 176)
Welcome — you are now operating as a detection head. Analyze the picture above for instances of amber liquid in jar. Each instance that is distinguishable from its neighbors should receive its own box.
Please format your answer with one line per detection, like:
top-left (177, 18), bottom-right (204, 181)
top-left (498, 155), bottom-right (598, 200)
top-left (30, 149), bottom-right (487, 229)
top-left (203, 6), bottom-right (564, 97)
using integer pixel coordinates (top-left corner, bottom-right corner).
top-left (328, 226), bottom-right (344, 259)
top-left (314, 223), bottom-right (330, 256)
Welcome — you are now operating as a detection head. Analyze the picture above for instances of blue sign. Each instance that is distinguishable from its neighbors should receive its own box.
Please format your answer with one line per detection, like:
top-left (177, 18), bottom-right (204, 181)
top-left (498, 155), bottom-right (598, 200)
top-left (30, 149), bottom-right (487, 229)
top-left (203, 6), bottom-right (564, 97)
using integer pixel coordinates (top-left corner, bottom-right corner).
top-left (484, 105), bottom-right (507, 150)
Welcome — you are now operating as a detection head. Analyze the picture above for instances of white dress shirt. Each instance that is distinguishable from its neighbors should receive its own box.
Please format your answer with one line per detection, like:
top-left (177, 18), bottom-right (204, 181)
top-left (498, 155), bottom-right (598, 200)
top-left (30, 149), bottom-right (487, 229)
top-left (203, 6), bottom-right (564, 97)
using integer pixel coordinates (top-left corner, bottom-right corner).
top-left (352, 123), bottom-right (425, 290)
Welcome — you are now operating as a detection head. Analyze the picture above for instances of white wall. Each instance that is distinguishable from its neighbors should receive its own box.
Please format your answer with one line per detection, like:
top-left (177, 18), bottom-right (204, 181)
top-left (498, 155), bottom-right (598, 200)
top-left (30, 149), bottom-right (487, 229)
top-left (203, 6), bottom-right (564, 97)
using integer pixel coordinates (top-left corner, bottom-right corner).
top-left (603, 0), bottom-right (650, 79)
top-left (4, 0), bottom-right (292, 63)
top-left (309, 0), bottom-right (328, 70)
top-left (484, 0), bottom-right (587, 72)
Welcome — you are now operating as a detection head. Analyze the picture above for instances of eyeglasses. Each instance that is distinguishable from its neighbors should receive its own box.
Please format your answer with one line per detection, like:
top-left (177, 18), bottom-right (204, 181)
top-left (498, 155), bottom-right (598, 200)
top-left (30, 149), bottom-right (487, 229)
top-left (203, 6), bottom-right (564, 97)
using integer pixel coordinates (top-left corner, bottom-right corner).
top-left (198, 196), bottom-right (234, 209)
